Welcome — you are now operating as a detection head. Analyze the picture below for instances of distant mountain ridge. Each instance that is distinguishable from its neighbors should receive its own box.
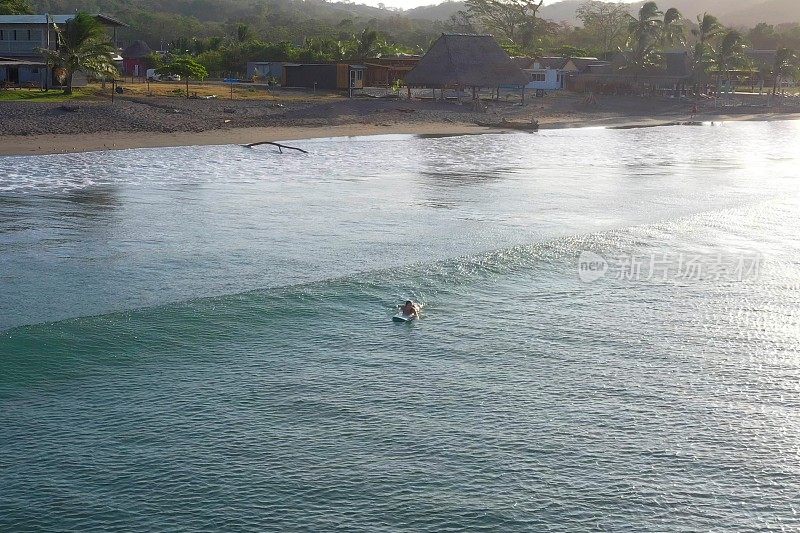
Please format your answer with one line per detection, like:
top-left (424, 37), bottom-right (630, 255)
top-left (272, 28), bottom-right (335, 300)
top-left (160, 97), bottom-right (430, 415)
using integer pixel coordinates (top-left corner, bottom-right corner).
top-left (407, 0), bottom-right (800, 27)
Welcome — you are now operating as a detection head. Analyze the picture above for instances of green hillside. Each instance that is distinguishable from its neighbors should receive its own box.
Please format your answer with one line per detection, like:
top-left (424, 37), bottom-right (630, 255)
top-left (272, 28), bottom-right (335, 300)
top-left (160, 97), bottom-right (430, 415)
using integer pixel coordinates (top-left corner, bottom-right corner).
top-left (30, 0), bottom-right (443, 49)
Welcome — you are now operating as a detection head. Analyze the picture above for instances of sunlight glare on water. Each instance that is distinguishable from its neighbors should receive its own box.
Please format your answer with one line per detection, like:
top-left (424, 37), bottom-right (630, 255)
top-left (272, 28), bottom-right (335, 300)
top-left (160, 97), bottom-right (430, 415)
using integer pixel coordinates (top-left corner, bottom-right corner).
top-left (1, 121), bottom-right (800, 531)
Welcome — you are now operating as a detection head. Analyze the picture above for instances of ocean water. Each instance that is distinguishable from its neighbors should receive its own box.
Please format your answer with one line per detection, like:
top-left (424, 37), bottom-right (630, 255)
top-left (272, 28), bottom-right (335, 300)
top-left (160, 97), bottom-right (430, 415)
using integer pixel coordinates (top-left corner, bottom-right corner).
top-left (2, 123), bottom-right (799, 531)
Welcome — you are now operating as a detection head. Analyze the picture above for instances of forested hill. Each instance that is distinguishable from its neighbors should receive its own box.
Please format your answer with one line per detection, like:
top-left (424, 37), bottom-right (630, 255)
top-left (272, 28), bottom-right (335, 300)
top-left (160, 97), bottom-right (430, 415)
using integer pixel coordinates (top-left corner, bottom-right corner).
top-left (409, 0), bottom-right (800, 26)
top-left (29, 0), bottom-right (441, 49)
top-left (26, 0), bottom-right (800, 51)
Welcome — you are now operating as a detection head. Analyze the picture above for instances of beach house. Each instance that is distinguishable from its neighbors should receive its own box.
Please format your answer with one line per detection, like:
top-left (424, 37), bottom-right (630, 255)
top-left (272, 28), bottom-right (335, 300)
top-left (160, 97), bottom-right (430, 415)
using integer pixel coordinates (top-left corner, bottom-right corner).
top-left (516, 57), bottom-right (568, 91)
top-left (515, 56), bottom-right (609, 92)
top-left (0, 14), bottom-right (124, 89)
top-left (283, 63), bottom-right (365, 93)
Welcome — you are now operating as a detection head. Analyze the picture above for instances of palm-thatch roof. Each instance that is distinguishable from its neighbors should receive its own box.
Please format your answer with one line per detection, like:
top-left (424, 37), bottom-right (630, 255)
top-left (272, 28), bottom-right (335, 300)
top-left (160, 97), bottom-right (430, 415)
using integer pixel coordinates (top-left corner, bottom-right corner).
top-left (406, 34), bottom-right (527, 88)
top-left (122, 40), bottom-right (152, 59)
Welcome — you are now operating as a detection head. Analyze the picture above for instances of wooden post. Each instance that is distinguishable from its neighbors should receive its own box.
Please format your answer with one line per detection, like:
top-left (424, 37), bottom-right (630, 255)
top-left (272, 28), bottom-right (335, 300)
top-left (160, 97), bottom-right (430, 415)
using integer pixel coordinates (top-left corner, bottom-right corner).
top-left (407, 85), bottom-right (411, 99)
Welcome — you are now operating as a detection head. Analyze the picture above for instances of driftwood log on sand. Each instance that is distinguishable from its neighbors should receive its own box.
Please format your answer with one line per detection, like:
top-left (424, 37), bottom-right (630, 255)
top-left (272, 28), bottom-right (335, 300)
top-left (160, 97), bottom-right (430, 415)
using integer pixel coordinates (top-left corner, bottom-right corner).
top-left (478, 118), bottom-right (539, 132)
top-left (244, 141), bottom-right (308, 154)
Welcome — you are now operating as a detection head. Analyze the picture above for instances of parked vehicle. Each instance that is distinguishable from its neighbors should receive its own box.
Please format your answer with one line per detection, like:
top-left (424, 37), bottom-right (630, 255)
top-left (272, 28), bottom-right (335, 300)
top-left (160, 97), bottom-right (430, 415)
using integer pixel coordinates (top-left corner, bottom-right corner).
top-left (146, 69), bottom-right (181, 82)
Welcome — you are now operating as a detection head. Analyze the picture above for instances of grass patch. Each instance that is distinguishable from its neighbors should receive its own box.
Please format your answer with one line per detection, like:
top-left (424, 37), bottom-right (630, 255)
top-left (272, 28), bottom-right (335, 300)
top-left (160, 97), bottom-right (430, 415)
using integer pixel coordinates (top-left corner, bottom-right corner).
top-left (116, 79), bottom-right (343, 102)
top-left (0, 87), bottom-right (100, 102)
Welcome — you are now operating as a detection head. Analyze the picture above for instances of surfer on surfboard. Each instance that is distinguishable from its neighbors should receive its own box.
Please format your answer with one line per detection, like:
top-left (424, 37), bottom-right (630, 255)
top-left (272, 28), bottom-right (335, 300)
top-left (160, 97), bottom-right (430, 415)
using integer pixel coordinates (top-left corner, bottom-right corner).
top-left (399, 300), bottom-right (420, 318)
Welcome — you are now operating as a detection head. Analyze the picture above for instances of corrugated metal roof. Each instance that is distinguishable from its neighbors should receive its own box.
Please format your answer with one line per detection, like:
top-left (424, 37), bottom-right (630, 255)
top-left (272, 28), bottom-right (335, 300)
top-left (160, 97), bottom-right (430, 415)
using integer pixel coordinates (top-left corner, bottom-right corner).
top-left (0, 58), bottom-right (46, 66)
top-left (0, 15), bottom-right (70, 24)
top-left (0, 14), bottom-right (125, 26)
top-left (538, 57), bottom-right (569, 70)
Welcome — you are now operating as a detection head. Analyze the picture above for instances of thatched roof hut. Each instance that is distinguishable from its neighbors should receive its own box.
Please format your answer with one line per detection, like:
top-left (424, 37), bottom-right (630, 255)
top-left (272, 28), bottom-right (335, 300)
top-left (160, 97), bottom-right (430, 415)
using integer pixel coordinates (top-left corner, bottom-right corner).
top-left (406, 34), bottom-right (527, 88)
top-left (122, 40), bottom-right (152, 59)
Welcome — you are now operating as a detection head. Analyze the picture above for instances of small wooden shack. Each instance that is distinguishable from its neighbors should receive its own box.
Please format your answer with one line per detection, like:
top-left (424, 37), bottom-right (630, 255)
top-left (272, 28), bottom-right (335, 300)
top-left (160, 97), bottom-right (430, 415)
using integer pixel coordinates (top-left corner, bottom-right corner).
top-left (283, 63), bottom-right (365, 92)
top-left (246, 61), bottom-right (286, 83)
top-left (364, 56), bottom-right (420, 87)
top-left (405, 33), bottom-right (527, 98)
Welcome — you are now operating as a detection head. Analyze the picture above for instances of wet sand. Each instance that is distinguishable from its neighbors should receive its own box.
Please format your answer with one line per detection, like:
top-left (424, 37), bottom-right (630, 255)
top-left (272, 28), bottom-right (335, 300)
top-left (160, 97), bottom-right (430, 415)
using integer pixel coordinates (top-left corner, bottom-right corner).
top-left (1, 90), bottom-right (798, 156)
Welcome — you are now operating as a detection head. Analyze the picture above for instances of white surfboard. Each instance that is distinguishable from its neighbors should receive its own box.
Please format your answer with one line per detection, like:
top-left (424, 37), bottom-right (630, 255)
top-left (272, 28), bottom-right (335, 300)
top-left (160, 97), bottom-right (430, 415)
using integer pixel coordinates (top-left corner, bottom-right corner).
top-left (392, 313), bottom-right (415, 323)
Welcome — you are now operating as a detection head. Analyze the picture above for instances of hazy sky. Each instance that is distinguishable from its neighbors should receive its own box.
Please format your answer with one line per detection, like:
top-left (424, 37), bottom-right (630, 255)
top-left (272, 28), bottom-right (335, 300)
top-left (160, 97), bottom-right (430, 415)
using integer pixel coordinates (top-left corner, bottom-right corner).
top-left (359, 0), bottom-right (619, 11)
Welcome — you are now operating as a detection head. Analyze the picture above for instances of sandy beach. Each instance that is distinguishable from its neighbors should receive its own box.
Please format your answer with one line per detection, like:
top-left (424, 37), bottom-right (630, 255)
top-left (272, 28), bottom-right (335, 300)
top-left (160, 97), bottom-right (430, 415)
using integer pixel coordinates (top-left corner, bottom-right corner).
top-left (1, 91), bottom-right (799, 155)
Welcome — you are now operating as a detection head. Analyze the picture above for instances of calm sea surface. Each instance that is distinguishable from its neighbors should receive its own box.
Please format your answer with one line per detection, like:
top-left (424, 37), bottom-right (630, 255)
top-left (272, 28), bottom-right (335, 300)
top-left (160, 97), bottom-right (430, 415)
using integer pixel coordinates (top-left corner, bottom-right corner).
top-left (2, 122), bottom-right (799, 531)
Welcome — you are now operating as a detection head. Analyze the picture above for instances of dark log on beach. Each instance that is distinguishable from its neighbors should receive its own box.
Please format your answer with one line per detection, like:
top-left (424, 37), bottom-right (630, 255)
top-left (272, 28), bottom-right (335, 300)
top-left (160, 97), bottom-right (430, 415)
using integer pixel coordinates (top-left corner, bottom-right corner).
top-left (244, 141), bottom-right (308, 154)
top-left (479, 119), bottom-right (539, 132)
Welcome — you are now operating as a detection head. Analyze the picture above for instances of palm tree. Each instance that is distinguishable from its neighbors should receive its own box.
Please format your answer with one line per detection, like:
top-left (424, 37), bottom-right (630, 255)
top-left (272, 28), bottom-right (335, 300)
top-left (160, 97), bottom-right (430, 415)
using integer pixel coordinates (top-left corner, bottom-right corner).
top-left (689, 14), bottom-right (723, 96)
top-left (627, 1), bottom-right (663, 48)
top-left (690, 41), bottom-right (714, 93)
top-left (623, 2), bottom-right (665, 78)
top-left (714, 30), bottom-right (747, 96)
top-left (772, 47), bottom-right (798, 96)
top-left (39, 12), bottom-right (117, 94)
top-left (661, 8), bottom-right (684, 48)
top-left (692, 13), bottom-right (723, 46)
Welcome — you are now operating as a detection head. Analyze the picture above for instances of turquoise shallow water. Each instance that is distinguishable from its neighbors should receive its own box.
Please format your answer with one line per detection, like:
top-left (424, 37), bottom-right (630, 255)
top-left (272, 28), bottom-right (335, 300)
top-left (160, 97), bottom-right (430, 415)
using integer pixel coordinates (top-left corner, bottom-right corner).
top-left (2, 123), bottom-right (800, 531)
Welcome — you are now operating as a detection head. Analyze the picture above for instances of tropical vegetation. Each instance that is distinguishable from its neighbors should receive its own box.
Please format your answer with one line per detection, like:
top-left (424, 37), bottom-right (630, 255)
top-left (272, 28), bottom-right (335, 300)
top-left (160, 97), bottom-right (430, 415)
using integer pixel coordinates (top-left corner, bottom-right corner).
top-left (10, 0), bottom-right (799, 95)
top-left (0, 0), bottom-right (32, 15)
top-left (156, 56), bottom-right (209, 97)
top-left (38, 12), bottom-right (118, 94)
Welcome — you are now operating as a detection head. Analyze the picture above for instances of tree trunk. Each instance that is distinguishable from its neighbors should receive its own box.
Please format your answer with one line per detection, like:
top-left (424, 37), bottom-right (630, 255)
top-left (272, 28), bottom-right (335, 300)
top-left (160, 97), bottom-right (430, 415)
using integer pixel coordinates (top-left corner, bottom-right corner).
top-left (186, 78), bottom-right (190, 99)
top-left (772, 74), bottom-right (779, 97)
top-left (64, 70), bottom-right (74, 95)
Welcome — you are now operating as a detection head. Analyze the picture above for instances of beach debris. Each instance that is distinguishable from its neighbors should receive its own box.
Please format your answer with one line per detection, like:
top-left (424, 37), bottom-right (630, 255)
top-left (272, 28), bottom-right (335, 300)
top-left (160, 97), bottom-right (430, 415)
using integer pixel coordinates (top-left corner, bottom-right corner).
top-left (244, 141), bottom-right (308, 154)
top-left (224, 108), bottom-right (236, 114)
top-left (478, 118), bottom-right (539, 131)
top-left (59, 104), bottom-right (80, 112)
top-left (610, 121), bottom-right (704, 130)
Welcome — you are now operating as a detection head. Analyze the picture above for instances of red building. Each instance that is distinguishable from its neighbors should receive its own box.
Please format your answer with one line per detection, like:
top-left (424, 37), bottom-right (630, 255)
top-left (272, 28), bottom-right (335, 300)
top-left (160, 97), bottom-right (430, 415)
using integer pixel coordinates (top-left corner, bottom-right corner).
top-left (122, 40), bottom-right (152, 77)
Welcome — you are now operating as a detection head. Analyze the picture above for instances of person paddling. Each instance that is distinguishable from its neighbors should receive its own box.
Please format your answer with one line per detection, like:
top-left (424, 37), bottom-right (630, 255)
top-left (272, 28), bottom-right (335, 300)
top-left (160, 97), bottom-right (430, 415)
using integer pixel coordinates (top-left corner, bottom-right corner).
top-left (400, 300), bottom-right (419, 318)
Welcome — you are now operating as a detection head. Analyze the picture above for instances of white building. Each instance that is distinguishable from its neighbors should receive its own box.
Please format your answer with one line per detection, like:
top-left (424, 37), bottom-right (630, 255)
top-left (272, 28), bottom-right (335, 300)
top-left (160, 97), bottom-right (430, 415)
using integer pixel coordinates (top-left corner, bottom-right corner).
top-left (515, 57), bottom-right (608, 91)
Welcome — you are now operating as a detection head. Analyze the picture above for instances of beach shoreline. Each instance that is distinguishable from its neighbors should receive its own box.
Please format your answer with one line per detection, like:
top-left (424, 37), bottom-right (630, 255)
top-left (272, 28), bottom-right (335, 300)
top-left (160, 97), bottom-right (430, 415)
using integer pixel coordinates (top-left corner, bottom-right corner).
top-left (0, 123), bottom-right (500, 156)
top-left (1, 112), bottom-right (798, 156)
top-left (1, 90), bottom-right (799, 156)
